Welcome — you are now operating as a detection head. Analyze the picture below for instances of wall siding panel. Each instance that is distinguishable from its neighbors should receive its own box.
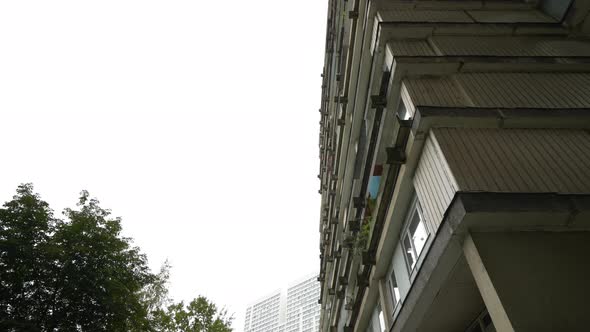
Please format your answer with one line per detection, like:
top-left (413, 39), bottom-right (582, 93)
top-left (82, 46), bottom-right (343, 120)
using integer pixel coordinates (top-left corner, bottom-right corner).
top-left (413, 133), bottom-right (459, 232)
top-left (433, 128), bottom-right (590, 193)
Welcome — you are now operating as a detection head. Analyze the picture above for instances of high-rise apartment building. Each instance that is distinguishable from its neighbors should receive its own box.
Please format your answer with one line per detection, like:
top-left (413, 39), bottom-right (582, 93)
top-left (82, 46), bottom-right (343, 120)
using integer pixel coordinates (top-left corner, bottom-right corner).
top-left (284, 276), bottom-right (322, 332)
top-left (245, 274), bottom-right (321, 332)
top-left (245, 291), bottom-right (284, 332)
top-left (316, 1), bottom-right (590, 331)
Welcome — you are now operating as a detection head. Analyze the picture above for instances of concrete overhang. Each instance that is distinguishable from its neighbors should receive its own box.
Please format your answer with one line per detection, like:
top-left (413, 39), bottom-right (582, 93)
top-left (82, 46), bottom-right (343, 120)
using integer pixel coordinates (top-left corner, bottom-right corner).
top-left (390, 192), bottom-right (590, 332)
top-left (413, 106), bottom-right (590, 133)
top-left (368, 106), bottom-right (590, 304)
top-left (372, 0), bottom-right (537, 11)
top-left (377, 22), bottom-right (569, 39)
top-left (393, 56), bottom-right (590, 74)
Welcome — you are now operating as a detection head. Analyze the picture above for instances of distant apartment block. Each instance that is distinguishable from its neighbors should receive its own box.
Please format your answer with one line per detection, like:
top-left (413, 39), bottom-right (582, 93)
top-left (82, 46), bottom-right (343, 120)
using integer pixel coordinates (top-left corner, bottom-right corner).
top-left (244, 274), bottom-right (321, 332)
top-left (316, 0), bottom-right (590, 331)
top-left (284, 276), bottom-right (321, 332)
top-left (244, 291), bottom-right (283, 332)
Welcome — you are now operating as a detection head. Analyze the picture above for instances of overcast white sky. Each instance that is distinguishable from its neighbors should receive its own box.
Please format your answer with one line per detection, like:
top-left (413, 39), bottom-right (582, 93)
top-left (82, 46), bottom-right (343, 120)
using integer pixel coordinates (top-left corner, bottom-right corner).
top-left (0, 1), bottom-right (326, 330)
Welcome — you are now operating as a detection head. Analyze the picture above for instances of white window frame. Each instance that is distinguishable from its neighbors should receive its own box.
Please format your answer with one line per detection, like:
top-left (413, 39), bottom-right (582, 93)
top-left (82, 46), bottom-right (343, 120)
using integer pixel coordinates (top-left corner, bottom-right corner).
top-left (401, 197), bottom-right (430, 274)
top-left (387, 268), bottom-right (401, 313)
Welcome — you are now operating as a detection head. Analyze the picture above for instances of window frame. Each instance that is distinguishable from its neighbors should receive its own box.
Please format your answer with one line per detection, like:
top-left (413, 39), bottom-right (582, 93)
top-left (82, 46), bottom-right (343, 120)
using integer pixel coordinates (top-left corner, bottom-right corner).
top-left (397, 98), bottom-right (409, 121)
top-left (466, 309), bottom-right (494, 332)
top-left (377, 304), bottom-right (386, 332)
top-left (401, 197), bottom-right (430, 274)
top-left (386, 267), bottom-right (401, 313)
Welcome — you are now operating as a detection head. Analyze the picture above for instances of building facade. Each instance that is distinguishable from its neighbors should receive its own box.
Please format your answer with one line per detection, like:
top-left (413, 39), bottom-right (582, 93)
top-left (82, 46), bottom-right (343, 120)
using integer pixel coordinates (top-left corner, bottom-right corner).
top-left (316, 1), bottom-right (590, 331)
top-left (245, 291), bottom-right (284, 332)
top-left (245, 274), bottom-right (321, 332)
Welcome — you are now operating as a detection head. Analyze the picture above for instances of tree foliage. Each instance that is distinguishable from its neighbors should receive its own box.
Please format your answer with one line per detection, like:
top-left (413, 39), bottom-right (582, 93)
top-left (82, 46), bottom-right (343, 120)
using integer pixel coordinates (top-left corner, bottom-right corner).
top-left (142, 262), bottom-right (233, 332)
top-left (0, 184), bottom-right (232, 331)
top-left (158, 297), bottom-right (232, 332)
top-left (0, 183), bottom-right (57, 330)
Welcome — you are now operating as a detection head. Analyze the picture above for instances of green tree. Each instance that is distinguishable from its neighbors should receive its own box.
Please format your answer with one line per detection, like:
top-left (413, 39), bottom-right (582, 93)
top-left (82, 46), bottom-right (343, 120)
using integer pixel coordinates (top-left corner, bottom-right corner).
top-left (141, 260), bottom-right (172, 322)
top-left (0, 184), bottom-right (233, 332)
top-left (142, 262), bottom-right (233, 332)
top-left (157, 297), bottom-right (233, 332)
top-left (46, 190), bottom-right (153, 331)
top-left (0, 184), bottom-right (57, 331)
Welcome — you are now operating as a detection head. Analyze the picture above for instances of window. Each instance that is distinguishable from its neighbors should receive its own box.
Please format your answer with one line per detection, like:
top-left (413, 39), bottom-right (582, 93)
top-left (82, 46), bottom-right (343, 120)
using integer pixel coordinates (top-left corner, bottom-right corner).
top-left (387, 270), bottom-right (401, 310)
top-left (481, 312), bottom-right (492, 328)
top-left (397, 99), bottom-right (409, 120)
top-left (377, 303), bottom-right (386, 332)
top-left (466, 310), bottom-right (494, 332)
top-left (402, 199), bottom-right (429, 272)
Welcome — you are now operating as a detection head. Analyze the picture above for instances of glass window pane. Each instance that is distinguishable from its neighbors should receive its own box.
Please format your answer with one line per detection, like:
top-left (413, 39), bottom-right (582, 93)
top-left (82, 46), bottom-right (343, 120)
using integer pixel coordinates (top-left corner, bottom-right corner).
top-left (408, 211), bottom-right (420, 235)
top-left (403, 235), bottom-right (416, 270)
top-left (388, 280), bottom-right (395, 303)
top-left (390, 286), bottom-right (400, 308)
top-left (388, 270), bottom-right (401, 308)
top-left (409, 210), bottom-right (428, 257)
top-left (412, 219), bottom-right (427, 257)
top-left (378, 306), bottom-right (386, 332)
top-left (397, 99), bottom-right (409, 120)
top-left (388, 281), bottom-right (397, 306)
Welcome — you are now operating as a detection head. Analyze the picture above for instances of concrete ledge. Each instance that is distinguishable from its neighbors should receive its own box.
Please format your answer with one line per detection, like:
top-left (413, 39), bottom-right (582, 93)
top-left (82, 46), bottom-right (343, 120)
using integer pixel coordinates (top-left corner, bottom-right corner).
top-left (414, 106), bottom-right (590, 133)
top-left (457, 192), bottom-right (590, 231)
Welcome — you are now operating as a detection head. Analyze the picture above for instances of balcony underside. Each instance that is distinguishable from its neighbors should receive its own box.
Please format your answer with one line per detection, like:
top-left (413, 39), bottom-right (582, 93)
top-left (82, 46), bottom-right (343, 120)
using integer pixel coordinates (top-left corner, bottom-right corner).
top-left (392, 192), bottom-right (590, 332)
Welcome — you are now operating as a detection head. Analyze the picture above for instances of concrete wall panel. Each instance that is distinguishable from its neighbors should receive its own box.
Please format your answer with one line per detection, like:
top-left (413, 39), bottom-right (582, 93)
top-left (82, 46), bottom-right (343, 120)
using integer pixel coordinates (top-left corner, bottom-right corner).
top-left (466, 231), bottom-right (590, 331)
top-left (404, 77), bottom-right (469, 108)
top-left (432, 36), bottom-right (590, 56)
top-left (405, 73), bottom-right (590, 108)
top-left (388, 40), bottom-right (435, 56)
top-left (467, 9), bottom-right (556, 23)
top-left (379, 10), bottom-right (473, 23)
top-left (433, 128), bottom-right (590, 193)
top-left (457, 73), bottom-right (590, 108)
